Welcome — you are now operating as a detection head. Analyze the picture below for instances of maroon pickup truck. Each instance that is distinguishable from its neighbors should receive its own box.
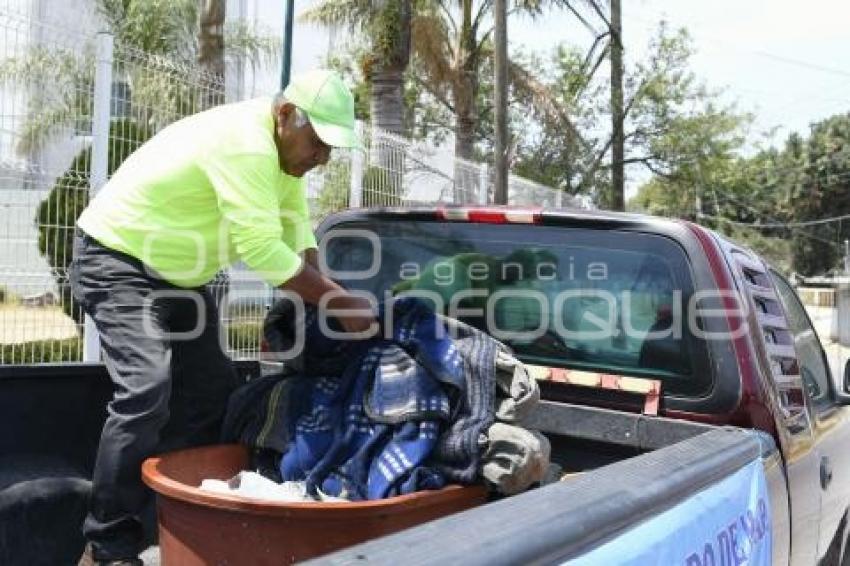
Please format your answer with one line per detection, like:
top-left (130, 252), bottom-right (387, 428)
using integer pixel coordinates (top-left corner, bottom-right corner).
top-left (307, 206), bottom-right (850, 565)
top-left (2, 206), bottom-right (850, 565)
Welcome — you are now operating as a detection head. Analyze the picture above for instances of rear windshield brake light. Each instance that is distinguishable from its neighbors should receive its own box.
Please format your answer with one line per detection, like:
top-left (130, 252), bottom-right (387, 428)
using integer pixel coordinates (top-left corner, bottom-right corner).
top-left (436, 207), bottom-right (542, 224)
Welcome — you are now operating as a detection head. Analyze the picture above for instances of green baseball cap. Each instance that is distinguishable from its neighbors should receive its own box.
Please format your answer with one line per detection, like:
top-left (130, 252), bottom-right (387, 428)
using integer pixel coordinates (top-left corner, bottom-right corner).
top-left (283, 69), bottom-right (363, 150)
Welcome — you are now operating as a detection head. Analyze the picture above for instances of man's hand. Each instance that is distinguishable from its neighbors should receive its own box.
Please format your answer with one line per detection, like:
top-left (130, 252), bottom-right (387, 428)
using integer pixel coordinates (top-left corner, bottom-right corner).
top-left (326, 294), bottom-right (378, 335)
top-left (279, 262), bottom-right (378, 338)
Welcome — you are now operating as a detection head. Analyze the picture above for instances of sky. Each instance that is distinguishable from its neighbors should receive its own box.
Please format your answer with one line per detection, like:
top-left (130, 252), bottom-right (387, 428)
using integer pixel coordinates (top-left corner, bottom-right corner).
top-left (247, 0), bottom-right (850, 150)
top-left (4, 1), bottom-right (848, 294)
top-left (513, 0), bottom-right (850, 147)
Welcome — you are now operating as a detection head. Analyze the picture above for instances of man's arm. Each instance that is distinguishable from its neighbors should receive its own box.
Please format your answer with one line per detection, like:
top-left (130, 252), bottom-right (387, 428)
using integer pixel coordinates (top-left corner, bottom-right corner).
top-left (302, 247), bottom-right (320, 273)
top-left (279, 259), bottom-right (375, 334)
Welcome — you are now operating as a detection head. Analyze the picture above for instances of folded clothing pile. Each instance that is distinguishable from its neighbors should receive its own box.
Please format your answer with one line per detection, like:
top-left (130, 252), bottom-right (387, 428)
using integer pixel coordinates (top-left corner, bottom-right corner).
top-left (222, 297), bottom-right (549, 501)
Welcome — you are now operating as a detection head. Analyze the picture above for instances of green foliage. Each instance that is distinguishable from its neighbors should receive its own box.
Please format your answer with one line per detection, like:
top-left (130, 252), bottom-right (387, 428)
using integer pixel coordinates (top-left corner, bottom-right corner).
top-left (334, 18), bottom-right (745, 205)
top-left (362, 166), bottom-right (403, 207)
top-left (299, 0), bottom-right (373, 30)
top-left (302, 0), bottom-right (415, 66)
top-left (96, 0), bottom-right (199, 57)
top-left (1, 338), bottom-right (83, 364)
top-left (508, 45), bottom-right (609, 197)
top-left (0, 46), bottom-right (96, 154)
top-left (2, 0), bottom-right (279, 153)
top-left (225, 21), bottom-right (282, 72)
top-left (370, 1), bottom-right (407, 65)
top-left (313, 162), bottom-right (403, 220)
top-left (314, 158), bottom-right (352, 219)
top-left (226, 321), bottom-right (262, 352)
top-left (36, 119), bottom-right (152, 324)
top-left (784, 114), bottom-right (850, 275)
top-left (633, 110), bottom-right (850, 276)
top-left (306, 0), bottom-right (572, 160)
top-left (324, 50), bottom-right (373, 121)
top-left (510, 24), bottom-right (750, 207)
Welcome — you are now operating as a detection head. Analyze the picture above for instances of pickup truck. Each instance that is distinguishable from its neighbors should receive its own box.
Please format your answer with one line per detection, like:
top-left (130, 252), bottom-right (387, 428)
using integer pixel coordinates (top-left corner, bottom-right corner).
top-left (2, 206), bottom-right (850, 565)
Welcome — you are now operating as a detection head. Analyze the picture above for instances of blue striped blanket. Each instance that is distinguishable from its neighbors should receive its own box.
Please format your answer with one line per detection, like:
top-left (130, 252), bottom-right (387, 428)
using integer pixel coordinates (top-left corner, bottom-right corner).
top-left (222, 297), bottom-right (499, 500)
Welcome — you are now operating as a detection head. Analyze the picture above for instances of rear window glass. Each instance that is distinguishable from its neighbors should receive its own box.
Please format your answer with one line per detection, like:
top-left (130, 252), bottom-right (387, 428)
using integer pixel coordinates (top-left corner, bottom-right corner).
top-left (322, 220), bottom-right (708, 396)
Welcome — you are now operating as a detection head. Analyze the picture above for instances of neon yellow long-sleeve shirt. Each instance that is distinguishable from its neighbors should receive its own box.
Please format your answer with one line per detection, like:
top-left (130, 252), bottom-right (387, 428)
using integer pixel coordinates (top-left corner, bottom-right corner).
top-left (77, 97), bottom-right (316, 288)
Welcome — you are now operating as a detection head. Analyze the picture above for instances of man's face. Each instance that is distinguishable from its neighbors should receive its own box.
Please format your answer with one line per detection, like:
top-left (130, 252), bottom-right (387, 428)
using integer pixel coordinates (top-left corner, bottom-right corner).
top-left (274, 103), bottom-right (332, 177)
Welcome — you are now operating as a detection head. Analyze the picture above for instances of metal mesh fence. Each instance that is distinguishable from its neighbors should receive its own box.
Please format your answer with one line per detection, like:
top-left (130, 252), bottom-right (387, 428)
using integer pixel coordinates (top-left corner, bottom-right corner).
top-left (508, 174), bottom-right (565, 208)
top-left (0, 8), bottom-right (96, 363)
top-left (0, 8), bottom-right (578, 364)
top-left (305, 127), bottom-right (579, 212)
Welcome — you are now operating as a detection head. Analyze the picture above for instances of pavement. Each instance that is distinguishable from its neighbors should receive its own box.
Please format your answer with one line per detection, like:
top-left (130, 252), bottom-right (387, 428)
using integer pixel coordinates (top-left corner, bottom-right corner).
top-left (0, 305), bottom-right (78, 344)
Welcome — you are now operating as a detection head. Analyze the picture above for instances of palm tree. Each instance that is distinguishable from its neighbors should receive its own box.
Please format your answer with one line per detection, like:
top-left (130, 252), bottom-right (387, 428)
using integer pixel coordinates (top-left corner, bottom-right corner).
top-left (302, 0), bottom-right (412, 138)
top-left (304, 1), bottom-right (576, 168)
top-left (1, 0), bottom-right (280, 154)
top-left (413, 1), bottom-right (581, 161)
top-left (198, 0), bottom-right (226, 107)
top-left (302, 1), bottom-right (413, 206)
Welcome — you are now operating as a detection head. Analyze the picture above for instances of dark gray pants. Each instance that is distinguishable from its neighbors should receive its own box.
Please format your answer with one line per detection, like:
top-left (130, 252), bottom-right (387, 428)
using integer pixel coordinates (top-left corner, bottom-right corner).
top-left (69, 232), bottom-right (239, 560)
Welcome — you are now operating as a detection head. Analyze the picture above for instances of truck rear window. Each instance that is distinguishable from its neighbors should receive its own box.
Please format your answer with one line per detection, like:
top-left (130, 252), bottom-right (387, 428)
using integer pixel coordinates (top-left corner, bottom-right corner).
top-left (322, 220), bottom-right (708, 396)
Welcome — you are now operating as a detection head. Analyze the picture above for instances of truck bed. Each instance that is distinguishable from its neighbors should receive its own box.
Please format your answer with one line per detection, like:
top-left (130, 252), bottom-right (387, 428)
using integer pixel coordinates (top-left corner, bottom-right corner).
top-left (312, 414), bottom-right (783, 565)
top-left (0, 364), bottom-right (785, 566)
top-left (112, 403), bottom-right (772, 566)
top-left (89, 403), bottom-right (784, 566)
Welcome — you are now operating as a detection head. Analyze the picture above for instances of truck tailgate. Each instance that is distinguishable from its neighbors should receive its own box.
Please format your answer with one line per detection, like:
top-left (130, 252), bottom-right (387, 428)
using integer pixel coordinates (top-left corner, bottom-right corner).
top-left (308, 426), bottom-right (784, 565)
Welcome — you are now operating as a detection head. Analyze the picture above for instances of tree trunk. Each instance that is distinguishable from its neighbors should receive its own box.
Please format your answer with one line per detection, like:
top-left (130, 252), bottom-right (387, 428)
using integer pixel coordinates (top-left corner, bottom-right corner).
top-left (364, 0), bottom-right (411, 206)
top-left (198, 0), bottom-right (226, 108)
top-left (369, 0), bottom-right (410, 136)
top-left (366, 66), bottom-right (407, 206)
top-left (451, 0), bottom-right (478, 202)
top-left (453, 86), bottom-right (476, 161)
top-left (370, 67), bottom-right (406, 136)
top-left (609, 0), bottom-right (625, 211)
top-left (450, 71), bottom-right (479, 203)
top-left (493, 0), bottom-right (508, 204)
top-left (454, 0), bottom-right (477, 161)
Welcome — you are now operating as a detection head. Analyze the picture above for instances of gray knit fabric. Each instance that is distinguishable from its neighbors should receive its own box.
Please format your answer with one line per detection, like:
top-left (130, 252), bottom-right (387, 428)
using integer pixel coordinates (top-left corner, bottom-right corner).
top-left (481, 423), bottom-right (551, 495)
top-left (431, 315), bottom-right (501, 484)
top-left (494, 351), bottom-right (540, 423)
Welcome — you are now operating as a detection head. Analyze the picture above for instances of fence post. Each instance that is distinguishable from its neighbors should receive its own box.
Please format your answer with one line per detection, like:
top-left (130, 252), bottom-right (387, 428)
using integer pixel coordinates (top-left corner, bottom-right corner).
top-left (83, 31), bottom-right (113, 363)
top-left (349, 121), bottom-right (364, 208)
top-left (478, 163), bottom-right (488, 205)
top-left (555, 189), bottom-right (563, 208)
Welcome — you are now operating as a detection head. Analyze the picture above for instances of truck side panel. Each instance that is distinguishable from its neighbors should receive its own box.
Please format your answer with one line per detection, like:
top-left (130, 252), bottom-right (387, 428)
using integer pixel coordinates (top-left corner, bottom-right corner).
top-left (715, 232), bottom-right (849, 564)
top-left (311, 428), bottom-right (786, 566)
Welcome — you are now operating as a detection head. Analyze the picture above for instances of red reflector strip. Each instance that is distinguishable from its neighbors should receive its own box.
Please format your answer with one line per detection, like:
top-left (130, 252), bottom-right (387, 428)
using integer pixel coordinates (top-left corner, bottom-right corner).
top-left (436, 207), bottom-right (541, 224)
top-left (468, 210), bottom-right (508, 224)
